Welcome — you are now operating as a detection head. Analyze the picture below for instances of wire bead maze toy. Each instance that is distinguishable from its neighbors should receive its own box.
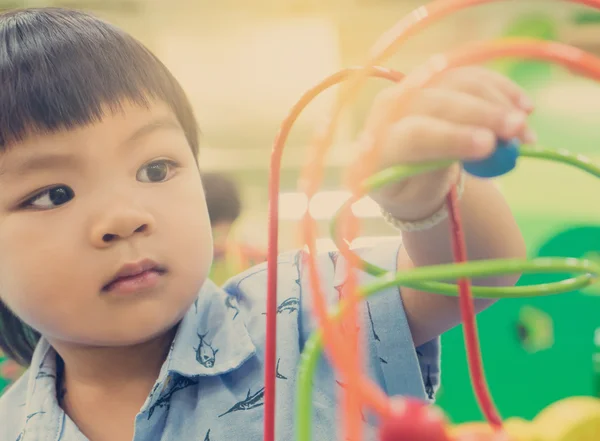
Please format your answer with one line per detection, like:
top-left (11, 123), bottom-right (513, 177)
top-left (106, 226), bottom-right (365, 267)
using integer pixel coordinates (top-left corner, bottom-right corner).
top-left (262, 1), bottom-right (600, 440)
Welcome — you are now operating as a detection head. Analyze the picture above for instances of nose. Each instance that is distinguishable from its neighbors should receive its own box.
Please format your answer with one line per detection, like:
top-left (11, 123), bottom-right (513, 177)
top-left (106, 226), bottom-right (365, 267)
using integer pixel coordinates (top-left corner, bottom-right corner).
top-left (90, 206), bottom-right (155, 248)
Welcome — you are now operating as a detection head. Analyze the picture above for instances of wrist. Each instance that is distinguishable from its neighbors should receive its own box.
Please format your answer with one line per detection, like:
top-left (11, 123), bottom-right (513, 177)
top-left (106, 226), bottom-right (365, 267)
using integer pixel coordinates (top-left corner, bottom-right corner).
top-left (379, 169), bottom-right (466, 232)
top-left (382, 196), bottom-right (447, 223)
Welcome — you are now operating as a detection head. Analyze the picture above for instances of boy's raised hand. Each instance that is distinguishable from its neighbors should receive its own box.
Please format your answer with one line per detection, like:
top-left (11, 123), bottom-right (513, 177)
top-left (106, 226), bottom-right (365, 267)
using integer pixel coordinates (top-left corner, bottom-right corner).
top-left (366, 66), bottom-right (535, 221)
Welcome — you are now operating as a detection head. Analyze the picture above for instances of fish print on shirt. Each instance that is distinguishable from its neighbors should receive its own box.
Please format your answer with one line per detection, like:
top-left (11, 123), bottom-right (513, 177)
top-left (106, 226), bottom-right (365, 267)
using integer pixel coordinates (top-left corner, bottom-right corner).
top-left (147, 382), bottom-right (162, 404)
top-left (366, 301), bottom-right (388, 365)
top-left (225, 295), bottom-right (240, 320)
top-left (415, 349), bottom-right (434, 399)
top-left (333, 284), bottom-right (362, 340)
top-left (334, 276), bottom-right (360, 337)
top-left (294, 251), bottom-right (304, 289)
top-left (330, 254), bottom-right (387, 367)
top-left (423, 364), bottom-right (435, 400)
top-left (328, 251), bottom-right (339, 271)
top-left (262, 297), bottom-right (299, 316)
top-left (147, 376), bottom-right (196, 419)
top-left (35, 357), bottom-right (55, 380)
top-left (276, 297), bottom-right (299, 314)
top-left (330, 251), bottom-right (370, 343)
top-left (218, 387), bottom-right (265, 417)
top-left (204, 429), bottom-right (212, 441)
top-left (366, 302), bottom-right (380, 342)
top-left (15, 412), bottom-right (45, 441)
top-left (330, 251), bottom-right (346, 301)
top-left (276, 358), bottom-right (287, 380)
top-left (194, 332), bottom-right (219, 368)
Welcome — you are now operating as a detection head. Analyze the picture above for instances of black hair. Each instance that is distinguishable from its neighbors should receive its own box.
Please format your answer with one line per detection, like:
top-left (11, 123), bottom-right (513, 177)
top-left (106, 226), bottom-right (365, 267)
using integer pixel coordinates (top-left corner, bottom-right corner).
top-left (0, 8), bottom-right (200, 366)
top-left (201, 172), bottom-right (242, 225)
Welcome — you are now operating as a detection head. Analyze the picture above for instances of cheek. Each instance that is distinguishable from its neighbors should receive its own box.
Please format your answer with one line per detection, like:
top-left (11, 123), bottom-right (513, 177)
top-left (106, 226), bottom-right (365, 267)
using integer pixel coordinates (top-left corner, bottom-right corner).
top-left (0, 219), bottom-right (90, 333)
top-left (0, 171), bottom-right (215, 345)
top-left (155, 174), bottom-right (213, 281)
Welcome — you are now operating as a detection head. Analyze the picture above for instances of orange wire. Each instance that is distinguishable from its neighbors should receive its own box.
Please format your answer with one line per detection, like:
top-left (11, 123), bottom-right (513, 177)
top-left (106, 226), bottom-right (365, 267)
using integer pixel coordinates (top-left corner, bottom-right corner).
top-left (265, 67), bottom-right (403, 441)
top-left (299, 38), bottom-right (600, 441)
top-left (265, 4), bottom-right (600, 441)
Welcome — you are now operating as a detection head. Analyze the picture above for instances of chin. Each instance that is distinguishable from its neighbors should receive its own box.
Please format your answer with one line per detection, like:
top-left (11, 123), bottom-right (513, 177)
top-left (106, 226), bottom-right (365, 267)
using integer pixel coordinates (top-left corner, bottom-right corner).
top-left (72, 324), bottom-right (179, 349)
top-left (57, 304), bottom-right (189, 348)
top-left (117, 311), bottom-right (188, 346)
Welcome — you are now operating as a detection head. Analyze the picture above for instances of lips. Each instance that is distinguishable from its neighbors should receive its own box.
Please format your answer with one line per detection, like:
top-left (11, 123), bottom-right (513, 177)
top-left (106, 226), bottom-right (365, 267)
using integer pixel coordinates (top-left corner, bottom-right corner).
top-left (102, 259), bottom-right (167, 292)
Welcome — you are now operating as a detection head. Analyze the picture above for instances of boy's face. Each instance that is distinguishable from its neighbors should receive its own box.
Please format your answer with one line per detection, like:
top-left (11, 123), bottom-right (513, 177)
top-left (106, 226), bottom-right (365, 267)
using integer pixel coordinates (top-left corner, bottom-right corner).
top-left (0, 101), bottom-right (213, 348)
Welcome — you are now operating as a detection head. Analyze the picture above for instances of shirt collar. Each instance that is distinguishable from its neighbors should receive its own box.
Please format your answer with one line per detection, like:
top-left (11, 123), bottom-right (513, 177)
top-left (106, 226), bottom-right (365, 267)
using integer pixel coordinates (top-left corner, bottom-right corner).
top-left (164, 278), bottom-right (256, 378)
top-left (23, 278), bottom-right (256, 423)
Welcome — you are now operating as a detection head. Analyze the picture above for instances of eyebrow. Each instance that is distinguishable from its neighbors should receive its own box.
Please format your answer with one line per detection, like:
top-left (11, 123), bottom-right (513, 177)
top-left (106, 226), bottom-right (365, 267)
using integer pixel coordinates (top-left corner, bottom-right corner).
top-left (0, 117), bottom-right (183, 178)
top-left (0, 153), bottom-right (81, 178)
top-left (124, 117), bottom-right (182, 145)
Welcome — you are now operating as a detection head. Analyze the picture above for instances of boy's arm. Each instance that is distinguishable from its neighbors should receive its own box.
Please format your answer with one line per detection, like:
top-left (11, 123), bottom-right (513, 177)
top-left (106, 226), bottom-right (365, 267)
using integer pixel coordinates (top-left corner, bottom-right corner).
top-left (396, 175), bottom-right (526, 347)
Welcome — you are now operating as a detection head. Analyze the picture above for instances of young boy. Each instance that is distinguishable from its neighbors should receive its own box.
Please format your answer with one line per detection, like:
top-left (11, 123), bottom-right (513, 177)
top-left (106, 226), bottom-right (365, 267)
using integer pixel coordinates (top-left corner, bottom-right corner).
top-left (0, 7), bottom-right (528, 441)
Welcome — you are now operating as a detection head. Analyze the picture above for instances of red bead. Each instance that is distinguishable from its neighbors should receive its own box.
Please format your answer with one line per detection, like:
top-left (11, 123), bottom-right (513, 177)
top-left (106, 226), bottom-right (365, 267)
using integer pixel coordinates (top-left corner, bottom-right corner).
top-left (378, 398), bottom-right (451, 441)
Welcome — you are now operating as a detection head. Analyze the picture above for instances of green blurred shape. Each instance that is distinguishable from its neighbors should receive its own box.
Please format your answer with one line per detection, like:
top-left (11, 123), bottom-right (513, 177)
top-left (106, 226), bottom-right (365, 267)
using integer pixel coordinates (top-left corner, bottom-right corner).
top-left (573, 11), bottom-right (600, 25)
top-left (0, 355), bottom-right (9, 394)
top-left (437, 222), bottom-right (600, 423)
top-left (491, 14), bottom-right (557, 88)
top-left (517, 305), bottom-right (554, 353)
top-left (583, 252), bottom-right (600, 296)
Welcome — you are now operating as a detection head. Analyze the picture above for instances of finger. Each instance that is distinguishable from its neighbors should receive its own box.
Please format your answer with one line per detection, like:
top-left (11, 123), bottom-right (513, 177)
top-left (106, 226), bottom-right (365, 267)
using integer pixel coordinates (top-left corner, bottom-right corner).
top-left (433, 71), bottom-right (514, 111)
top-left (426, 71), bottom-right (536, 143)
top-left (455, 74), bottom-right (537, 142)
top-left (382, 115), bottom-right (497, 164)
top-left (484, 69), bottom-right (534, 112)
top-left (436, 67), bottom-right (533, 112)
top-left (466, 82), bottom-right (514, 111)
top-left (407, 88), bottom-right (533, 142)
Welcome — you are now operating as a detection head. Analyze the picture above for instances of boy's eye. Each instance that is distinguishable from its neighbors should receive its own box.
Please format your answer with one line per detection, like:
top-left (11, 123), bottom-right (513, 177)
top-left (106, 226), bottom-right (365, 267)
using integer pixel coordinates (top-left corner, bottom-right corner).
top-left (24, 186), bottom-right (75, 210)
top-left (137, 159), bottom-right (179, 183)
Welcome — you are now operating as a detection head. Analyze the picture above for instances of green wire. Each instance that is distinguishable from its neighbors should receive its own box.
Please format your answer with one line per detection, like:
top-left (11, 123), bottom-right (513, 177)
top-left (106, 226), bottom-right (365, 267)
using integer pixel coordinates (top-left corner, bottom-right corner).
top-left (295, 146), bottom-right (600, 441)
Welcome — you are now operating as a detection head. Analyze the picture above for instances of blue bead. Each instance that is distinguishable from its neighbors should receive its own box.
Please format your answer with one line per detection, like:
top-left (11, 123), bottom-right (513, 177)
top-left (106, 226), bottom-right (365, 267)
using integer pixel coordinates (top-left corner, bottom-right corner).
top-left (463, 138), bottom-right (520, 178)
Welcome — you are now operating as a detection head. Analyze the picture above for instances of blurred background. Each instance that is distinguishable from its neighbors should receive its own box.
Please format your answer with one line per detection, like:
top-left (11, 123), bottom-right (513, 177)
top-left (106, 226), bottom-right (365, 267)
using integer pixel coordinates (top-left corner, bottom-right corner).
top-left (1, 0), bottom-right (600, 426)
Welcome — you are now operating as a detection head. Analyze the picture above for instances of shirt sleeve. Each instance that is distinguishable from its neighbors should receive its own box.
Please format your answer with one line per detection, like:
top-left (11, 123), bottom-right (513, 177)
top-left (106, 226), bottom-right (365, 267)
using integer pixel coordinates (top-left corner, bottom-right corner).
top-left (297, 239), bottom-right (441, 402)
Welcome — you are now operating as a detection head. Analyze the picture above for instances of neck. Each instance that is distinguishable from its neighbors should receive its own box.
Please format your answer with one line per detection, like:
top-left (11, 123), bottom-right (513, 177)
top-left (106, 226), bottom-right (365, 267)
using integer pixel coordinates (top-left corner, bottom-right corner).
top-left (49, 329), bottom-right (178, 439)
top-left (51, 327), bottom-right (177, 392)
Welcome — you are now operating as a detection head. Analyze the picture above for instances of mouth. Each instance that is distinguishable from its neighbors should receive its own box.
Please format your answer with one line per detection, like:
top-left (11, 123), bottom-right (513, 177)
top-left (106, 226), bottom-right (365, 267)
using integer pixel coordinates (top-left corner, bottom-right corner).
top-left (102, 259), bottom-right (167, 293)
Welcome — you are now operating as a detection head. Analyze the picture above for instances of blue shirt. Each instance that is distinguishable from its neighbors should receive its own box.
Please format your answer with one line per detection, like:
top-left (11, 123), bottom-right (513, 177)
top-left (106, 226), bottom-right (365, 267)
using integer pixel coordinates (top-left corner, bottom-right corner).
top-left (0, 239), bottom-right (440, 441)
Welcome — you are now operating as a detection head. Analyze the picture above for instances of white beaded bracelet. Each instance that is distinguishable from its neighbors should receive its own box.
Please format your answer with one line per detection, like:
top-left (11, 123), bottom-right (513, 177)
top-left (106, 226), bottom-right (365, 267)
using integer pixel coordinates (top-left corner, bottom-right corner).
top-left (380, 170), bottom-right (466, 232)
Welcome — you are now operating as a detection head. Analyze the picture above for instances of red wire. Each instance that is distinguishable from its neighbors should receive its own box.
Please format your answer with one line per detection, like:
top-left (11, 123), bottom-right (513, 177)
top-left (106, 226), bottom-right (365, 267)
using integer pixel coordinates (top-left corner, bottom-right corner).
top-left (445, 186), bottom-right (502, 429)
top-left (264, 151), bottom-right (281, 441)
top-left (263, 67), bottom-right (402, 441)
top-left (264, 68), bottom-right (504, 441)
top-left (263, 4), bottom-right (600, 440)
